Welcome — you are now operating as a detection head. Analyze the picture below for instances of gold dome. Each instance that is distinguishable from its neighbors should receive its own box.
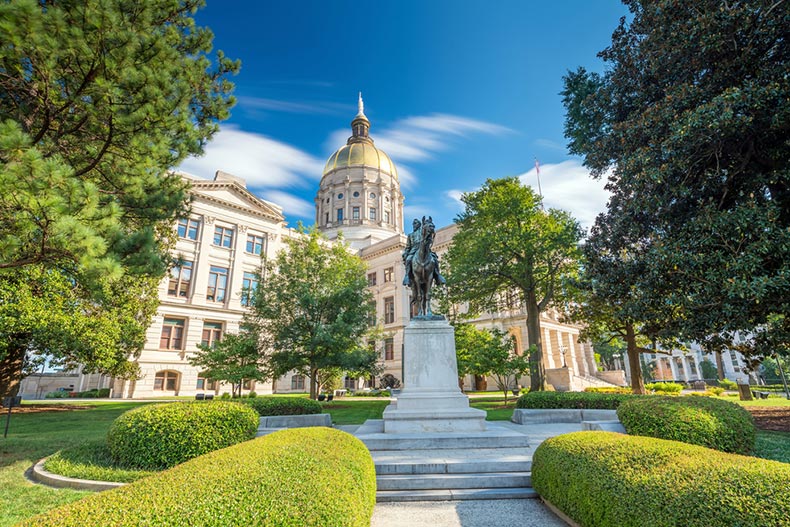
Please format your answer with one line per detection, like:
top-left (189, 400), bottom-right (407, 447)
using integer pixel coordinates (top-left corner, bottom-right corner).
top-left (322, 142), bottom-right (398, 179)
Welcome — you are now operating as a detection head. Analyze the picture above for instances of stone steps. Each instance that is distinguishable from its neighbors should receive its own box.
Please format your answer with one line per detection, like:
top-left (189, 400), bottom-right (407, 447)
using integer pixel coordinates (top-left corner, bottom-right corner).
top-left (376, 487), bottom-right (538, 502)
top-left (377, 471), bottom-right (532, 491)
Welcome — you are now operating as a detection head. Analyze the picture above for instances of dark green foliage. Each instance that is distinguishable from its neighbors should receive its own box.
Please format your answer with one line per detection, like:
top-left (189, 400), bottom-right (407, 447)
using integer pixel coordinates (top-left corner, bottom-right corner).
top-left (700, 358), bottom-right (719, 380)
top-left (22, 428), bottom-right (377, 527)
top-left (241, 396), bottom-right (321, 416)
top-left (562, 0), bottom-right (790, 359)
top-left (189, 329), bottom-right (267, 398)
top-left (617, 396), bottom-right (756, 454)
top-left (516, 391), bottom-right (635, 410)
top-left (107, 402), bottom-right (257, 469)
top-left (532, 431), bottom-right (790, 527)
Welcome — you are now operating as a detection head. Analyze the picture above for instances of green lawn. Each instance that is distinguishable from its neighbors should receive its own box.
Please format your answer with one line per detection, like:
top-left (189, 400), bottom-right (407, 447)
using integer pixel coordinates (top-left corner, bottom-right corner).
top-left (0, 401), bottom-right (149, 527)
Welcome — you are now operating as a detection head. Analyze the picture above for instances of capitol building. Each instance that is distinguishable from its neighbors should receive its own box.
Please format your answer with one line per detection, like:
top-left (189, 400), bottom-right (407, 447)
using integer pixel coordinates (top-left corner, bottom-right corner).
top-left (26, 100), bottom-right (617, 399)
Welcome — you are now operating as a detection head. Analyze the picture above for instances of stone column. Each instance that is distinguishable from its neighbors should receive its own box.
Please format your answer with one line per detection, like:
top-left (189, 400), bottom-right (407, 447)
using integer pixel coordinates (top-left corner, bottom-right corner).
top-left (543, 327), bottom-right (555, 369)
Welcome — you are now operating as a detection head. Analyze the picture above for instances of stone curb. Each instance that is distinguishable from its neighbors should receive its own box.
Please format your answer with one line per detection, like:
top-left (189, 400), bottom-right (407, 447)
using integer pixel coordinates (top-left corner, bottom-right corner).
top-left (540, 497), bottom-right (581, 527)
top-left (30, 457), bottom-right (126, 492)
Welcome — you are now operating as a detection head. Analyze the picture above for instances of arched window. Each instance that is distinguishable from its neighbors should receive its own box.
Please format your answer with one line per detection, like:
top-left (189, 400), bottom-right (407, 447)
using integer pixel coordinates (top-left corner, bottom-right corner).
top-left (154, 371), bottom-right (179, 391)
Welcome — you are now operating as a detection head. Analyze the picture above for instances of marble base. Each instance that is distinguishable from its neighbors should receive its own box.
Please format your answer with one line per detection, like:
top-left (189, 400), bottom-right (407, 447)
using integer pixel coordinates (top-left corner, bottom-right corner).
top-left (382, 319), bottom-right (486, 433)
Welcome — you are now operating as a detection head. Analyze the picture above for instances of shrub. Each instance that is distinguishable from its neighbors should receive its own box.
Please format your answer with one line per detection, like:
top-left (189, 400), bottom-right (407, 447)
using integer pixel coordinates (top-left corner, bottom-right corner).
top-left (44, 390), bottom-right (69, 399)
top-left (644, 382), bottom-right (684, 393)
top-left (107, 401), bottom-right (258, 469)
top-left (532, 431), bottom-right (790, 527)
top-left (718, 378), bottom-right (737, 390)
top-left (584, 387), bottom-right (632, 394)
top-left (22, 428), bottom-right (376, 527)
top-left (516, 391), bottom-right (636, 410)
top-left (241, 396), bottom-right (322, 416)
top-left (247, 391), bottom-right (257, 398)
top-left (709, 386), bottom-right (725, 396)
top-left (617, 395), bottom-right (755, 454)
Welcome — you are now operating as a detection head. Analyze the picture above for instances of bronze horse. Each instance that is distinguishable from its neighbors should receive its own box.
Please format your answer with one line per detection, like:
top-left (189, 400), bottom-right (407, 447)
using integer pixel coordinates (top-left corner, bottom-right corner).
top-left (410, 216), bottom-right (437, 317)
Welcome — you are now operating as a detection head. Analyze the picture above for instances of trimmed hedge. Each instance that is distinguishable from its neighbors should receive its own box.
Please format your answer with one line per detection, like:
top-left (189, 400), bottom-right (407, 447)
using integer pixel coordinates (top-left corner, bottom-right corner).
top-left (644, 381), bottom-right (683, 393)
top-left (22, 428), bottom-right (376, 527)
top-left (617, 395), bottom-right (756, 454)
top-left (533, 431), bottom-right (790, 527)
top-left (107, 401), bottom-right (258, 469)
top-left (241, 396), bottom-right (322, 416)
top-left (516, 391), bottom-right (635, 410)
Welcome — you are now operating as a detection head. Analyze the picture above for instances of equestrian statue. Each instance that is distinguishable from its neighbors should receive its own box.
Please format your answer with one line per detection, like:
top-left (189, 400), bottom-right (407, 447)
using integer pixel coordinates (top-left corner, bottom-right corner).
top-left (402, 216), bottom-right (446, 318)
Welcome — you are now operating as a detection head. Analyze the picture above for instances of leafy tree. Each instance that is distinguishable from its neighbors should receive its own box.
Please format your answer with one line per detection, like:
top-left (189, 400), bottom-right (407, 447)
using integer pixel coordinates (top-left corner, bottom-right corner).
top-left (189, 328), bottom-right (267, 398)
top-left (446, 177), bottom-right (583, 391)
top-left (562, 0), bottom-right (789, 362)
top-left (699, 358), bottom-right (719, 382)
top-left (0, 266), bottom-right (159, 398)
top-left (0, 0), bottom-right (237, 397)
top-left (456, 325), bottom-right (529, 403)
top-left (248, 228), bottom-right (376, 399)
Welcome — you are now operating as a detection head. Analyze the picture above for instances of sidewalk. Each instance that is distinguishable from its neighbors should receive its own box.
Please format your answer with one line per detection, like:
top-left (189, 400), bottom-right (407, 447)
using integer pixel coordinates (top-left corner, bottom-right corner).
top-left (341, 421), bottom-right (582, 527)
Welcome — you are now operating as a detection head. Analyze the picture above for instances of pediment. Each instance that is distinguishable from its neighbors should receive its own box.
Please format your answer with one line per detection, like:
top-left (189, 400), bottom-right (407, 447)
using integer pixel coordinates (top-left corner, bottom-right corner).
top-left (189, 180), bottom-right (284, 223)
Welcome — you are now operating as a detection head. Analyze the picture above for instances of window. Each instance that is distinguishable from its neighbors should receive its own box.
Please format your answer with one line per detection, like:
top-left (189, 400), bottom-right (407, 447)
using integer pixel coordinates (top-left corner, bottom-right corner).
top-left (344, 376), bottom-right (357, 390)
top-left (242, 379), bottom-right (254, 390)
top-left (325, 212), bottom-right (329, 225)
top-left (167, 261), bottom-right (193, 297)
top-left (154, 371), bottom-right (179, 391)
top-left (383, 267), bottom-right (394, 283)
top-left (367, 272), bottom-right (377, 286)
top-left (353, 191), bottom-right (360, 197)
top-left (159, 318), bottom-right (185, 350)
top-left (196, 373), bottom-right (213, 390)
top-left (291, 375), bottom-right (305, 390)
top-left (177, 218), bottom-right (200, 240)
top-left (207, 266), bottom-right (229, 302)
top-left (369, 207), bottom-right (376, 221)
top-left (337, 193), bottom-right (344, 199)
top-left (384, 211), bottom-right (390, 224)
top-left (213, 226), bottom-right (233, 248)
top-left (384, 296), bottom-right (395, 324)
top-left (370, 192), bottom-right (376, 199)
top-left (352, 206), bottom-right (360, 220)
top-left (241, 271), bottom-right (260, 306)
top-left (337, 208), bottom-right (344, 221)
top-left (385, 338), bottom-right (394, 361)
top-left (201, 321), bottom-right (223, 348)
top-left (246, 234), bottom-right (264, 255)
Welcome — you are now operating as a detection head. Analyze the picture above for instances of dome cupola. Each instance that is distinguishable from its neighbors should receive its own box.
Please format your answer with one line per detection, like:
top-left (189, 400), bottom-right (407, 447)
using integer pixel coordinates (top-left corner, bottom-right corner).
top-left (315, 94), bottom-right (404, 249)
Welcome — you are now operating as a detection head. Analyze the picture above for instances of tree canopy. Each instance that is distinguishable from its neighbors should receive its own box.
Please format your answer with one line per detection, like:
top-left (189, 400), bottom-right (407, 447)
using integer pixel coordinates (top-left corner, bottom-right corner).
top-left (248, 228), bottom-right (377, 399)
top-left (0, 0), bottom-right (237, 397)
top-left (189, 328), bottom-right (267, 398)
top-left (445, 177), bottom-right (583, 391)
top-left (562, 0), bottom-right (789, 362)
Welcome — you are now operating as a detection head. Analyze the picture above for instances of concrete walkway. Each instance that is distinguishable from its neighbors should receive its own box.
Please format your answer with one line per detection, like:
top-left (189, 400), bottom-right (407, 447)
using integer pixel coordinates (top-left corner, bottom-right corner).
top-left (371, 498), bottom-right (568, 527)
top-left (339, 421), bottom-right (584, 526)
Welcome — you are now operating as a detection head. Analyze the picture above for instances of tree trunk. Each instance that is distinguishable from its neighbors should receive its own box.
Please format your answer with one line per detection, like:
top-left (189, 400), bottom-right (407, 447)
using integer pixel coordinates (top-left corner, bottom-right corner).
top-left (625, 323), bottom-right (646, 395)
top-left (0, 345), bottom-right (25, 400)
top-left (714, 350), bottom-right (726, 381)
top-left (474, 374), bottom-right (487, 391)
top-left (525, 294), bottom-right (547, 391)
top-left (309, 367), bottom-right (318, 400)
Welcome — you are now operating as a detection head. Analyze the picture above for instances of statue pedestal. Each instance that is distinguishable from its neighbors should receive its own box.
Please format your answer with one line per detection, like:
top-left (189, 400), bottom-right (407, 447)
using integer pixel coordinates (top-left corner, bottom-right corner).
top-left (382, 319), bottom-right (487, 433)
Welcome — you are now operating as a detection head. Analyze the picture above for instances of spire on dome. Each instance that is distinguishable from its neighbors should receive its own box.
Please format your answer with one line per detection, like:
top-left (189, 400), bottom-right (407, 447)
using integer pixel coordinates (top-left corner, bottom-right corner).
top-left (349, 92), bottom-right (372, 144)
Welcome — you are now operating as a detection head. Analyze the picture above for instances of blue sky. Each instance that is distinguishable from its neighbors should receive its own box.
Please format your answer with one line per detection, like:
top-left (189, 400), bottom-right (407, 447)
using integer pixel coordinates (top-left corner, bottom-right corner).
top-left (179, 0), bottom-right (630, 232)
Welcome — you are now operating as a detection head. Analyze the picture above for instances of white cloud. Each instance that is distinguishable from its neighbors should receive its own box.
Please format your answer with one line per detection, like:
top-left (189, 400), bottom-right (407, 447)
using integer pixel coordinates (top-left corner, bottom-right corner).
top-left (444, 159), bottom-right (610, 231)
top-left (518, 159), bottom-right (610, 230)
top-left (261, 190), bottom-right (315, 219)
top-left (178, 126), bottom-right (324, 189)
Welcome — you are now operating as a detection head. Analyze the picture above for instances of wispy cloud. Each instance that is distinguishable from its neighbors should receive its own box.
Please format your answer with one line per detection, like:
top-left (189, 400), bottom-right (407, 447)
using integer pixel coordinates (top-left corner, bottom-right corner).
top-left (263, 190), bottom-right (315, 219)
top-left (324, 113), bottom-right (512, 187)
top-left (237, 96), bottom-right (352, 116)
top-left (178, 126), bottom-right (324, 189)
top-left (533, 138), bottom-right (566, 152)
top-left (445, 159), bottom-right (610, 231)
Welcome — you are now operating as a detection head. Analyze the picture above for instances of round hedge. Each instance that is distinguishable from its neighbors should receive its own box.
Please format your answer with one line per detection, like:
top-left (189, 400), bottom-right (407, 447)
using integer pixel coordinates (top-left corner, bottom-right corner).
top-left (22, 428), bottom-right (376, 527)
top-left (107, 401), bottom-right (258, 469)
top-left (241, 396), bottom-right (322, 416)
top-left (532, 431), bottom-right (790, 527)
top-left (617, 395), bottom-right (756, 454)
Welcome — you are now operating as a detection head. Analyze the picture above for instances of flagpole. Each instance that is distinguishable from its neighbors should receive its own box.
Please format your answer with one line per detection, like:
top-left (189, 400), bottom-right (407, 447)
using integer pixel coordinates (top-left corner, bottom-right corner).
top-left (535, 158), bottom-right (544, 210)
